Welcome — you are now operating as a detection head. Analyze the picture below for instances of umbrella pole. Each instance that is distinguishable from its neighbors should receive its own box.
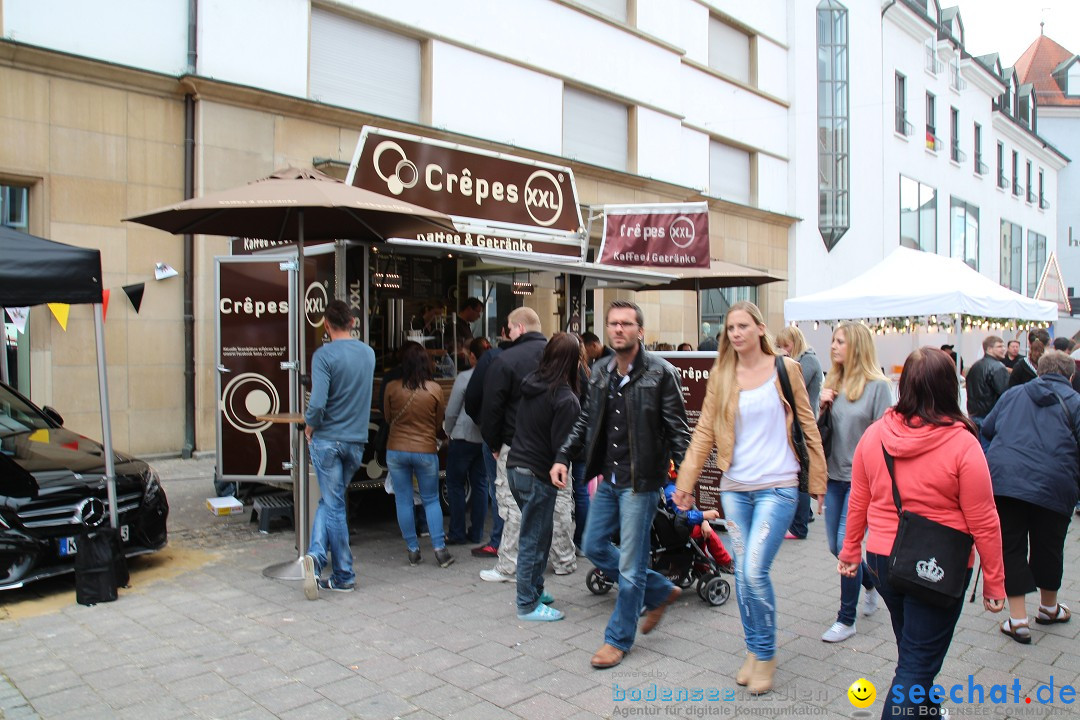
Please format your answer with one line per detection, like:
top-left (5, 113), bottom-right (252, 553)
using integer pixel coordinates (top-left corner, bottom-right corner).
top-left (93, 303), bottom-right (119, 530)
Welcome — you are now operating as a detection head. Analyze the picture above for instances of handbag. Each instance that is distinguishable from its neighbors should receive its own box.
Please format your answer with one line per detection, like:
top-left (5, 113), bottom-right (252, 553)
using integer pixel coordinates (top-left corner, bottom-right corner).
top-left (882, 444), bottom-right (973, 608)
top-left (775, 356), bottom-right (810, 493)
top-left (373, 388), bottom-right (418, 466)
top-left (816, 404), bottom-right (833, 458)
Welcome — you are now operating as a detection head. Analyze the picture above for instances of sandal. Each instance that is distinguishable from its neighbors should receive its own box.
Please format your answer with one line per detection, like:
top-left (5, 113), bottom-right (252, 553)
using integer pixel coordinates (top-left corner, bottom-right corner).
top-left (1000, 618), bottom-right (1031, 644)
top-left (1035, 603), bottom-right (1071, 625)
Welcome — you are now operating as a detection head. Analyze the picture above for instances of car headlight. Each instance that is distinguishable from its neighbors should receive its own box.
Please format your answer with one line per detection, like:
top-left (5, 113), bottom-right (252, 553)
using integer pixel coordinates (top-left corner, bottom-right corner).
top-left (142, 469), bottom-right (162, 504)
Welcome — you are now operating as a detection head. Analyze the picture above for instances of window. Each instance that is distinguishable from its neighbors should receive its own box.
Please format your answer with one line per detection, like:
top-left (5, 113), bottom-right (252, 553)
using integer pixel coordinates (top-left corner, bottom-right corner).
top-left (974, 124), bottom-right (985, 174)
top-left (1026, 161), bottom-right (1033, 203)
top-left (950, 197), bottom-right (979, 270)
top-left (708, 140), bottom-right (751, 205)
top-left (895, 73), bottom-right (910, 135)
top-left (2, 184), bottom-right (30, 393)
top-left (708, 17), bottom-right (751, 84)
top-left (949, 107), bottom-right (964, 162)
top-left (1012, 151), bottom-right (1021, 196)
top-left (309, 9), bottom-right (421, 123)
top-left (925, 93), bottom-right (938, 150)
top-left (1, 186), bottom-right (28, 229)
top-left (1039, 169), bottom-right (1048, 209)
top-left (997, 142), bottom-right (1006, 188)
top-left (562, 86), bottom-right (629, 171)
top-left (925, 40), bottom-right (942, 75)
top-left (900, 176), bottom-right (937, 253)
top-left (1000, 220), bottom-right (1022, 292)
top-left (701, 287), bottom-right (758, 336)
top-left (817, 0), bottom-right (849, 250)
top-left (575, 0), bottom-right (628, 23)
top-left (1027, 230), bottom-right (1047, 297)
top-left (949, 58), bottom-right (966, 91)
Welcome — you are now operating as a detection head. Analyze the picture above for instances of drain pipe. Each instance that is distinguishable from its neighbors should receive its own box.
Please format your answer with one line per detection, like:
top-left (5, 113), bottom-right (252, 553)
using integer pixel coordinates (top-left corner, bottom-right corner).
top-left (181, 0), bottom-right (197, 458)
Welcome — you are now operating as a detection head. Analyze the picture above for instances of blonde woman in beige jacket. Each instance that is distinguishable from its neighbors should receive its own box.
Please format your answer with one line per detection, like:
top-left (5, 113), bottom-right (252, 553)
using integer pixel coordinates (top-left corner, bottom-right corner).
top-left (673, 302), bottom-right (825, 695)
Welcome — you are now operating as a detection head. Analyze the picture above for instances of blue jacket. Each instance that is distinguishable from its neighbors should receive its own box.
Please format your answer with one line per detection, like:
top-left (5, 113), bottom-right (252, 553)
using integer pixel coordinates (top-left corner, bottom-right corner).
top-left (982, 373), bottom-right (1080, 517)
top-left (662, 482), bottom-right (703, 526)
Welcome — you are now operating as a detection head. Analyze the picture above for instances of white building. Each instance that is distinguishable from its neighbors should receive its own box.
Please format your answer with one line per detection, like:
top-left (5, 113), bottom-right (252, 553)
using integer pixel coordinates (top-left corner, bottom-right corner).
top-left (790, 0), bottom-right (1067, 355)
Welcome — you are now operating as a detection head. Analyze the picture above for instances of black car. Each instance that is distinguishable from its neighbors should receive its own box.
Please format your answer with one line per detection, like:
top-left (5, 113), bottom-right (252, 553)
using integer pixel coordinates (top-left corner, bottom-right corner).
top-left (0, 381), bottom-right (168, 590)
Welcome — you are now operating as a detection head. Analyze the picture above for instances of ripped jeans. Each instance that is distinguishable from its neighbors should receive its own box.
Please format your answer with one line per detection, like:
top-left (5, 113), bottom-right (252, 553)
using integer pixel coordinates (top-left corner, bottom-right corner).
top-left (720, 486), bottom-right (798, 661)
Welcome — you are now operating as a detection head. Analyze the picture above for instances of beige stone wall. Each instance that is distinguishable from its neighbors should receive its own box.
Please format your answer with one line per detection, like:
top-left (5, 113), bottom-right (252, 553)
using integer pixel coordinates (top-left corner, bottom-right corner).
top-left (0, 64), bottom-right (186, 455)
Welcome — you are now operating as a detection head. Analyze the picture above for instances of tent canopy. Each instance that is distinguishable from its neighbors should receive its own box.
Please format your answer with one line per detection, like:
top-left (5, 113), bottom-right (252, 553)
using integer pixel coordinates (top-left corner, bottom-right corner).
top-left (0, 226), bottom-right (103, 307)
top-left (784, 247), bottom-right (1057, 323)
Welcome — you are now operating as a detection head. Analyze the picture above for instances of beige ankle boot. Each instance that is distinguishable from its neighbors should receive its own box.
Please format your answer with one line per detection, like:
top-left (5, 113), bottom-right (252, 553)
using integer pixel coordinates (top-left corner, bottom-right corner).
top-left (735, 652), bottom-right (757, 686)
top-left (748, 657), bottom-right (777, 695)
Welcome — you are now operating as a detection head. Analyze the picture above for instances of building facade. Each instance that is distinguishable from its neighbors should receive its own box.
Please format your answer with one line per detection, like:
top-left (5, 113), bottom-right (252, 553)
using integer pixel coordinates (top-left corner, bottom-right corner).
top-left (1, 0), bottom-right (797, 455)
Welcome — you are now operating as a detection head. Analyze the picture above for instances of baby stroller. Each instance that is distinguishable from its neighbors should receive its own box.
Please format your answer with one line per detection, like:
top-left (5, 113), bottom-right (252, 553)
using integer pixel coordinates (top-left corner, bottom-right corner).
top-left (585, 503), bottom-right (731, 607)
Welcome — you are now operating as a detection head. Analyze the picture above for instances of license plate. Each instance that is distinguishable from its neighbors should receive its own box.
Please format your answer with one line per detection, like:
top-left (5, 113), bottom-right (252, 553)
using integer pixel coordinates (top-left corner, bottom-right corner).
top-left (58, 525), bottom-right (129, 557)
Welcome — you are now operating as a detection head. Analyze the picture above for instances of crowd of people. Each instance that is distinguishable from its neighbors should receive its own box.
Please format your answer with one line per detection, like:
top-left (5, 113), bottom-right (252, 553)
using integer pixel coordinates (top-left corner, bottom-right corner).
top-left (299, 297), bottom-right (1078, 717)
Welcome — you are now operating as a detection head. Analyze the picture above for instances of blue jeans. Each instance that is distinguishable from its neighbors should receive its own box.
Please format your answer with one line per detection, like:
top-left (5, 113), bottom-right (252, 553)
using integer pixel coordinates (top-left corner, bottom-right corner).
top-left (482, 442), bottom-right (503, 547)
top-left (446, 440), bottom-right (488, 543)
top-left (308, 438), bottom-right (364, 585)
top-left (825, 479), bottom-right (875, 626)
top-left (508, 467), bottom-right (558, 614)
top-left (788, 490), bottom-right (812, 538)
top-left (721, 486), bottom-right (798, 661)
top-left (583, 481), bottom-right (672, 653)
top-left (571, 461), bottom-right (590, 548)
top-left (387, 450), bottom-right (445, 552)
top-left (866, 552), bottom-right (971, 719)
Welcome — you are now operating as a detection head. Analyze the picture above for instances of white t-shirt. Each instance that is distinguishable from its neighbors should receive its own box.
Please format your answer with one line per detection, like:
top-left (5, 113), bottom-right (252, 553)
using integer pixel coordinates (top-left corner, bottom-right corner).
top-left (723, 375), bottom-right (800, 485)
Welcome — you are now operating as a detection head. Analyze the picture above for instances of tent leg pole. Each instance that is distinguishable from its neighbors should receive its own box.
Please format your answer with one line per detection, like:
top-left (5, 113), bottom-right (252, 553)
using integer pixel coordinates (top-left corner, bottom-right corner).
top-left (0, 307), bottom-right (9, 385)
top-left (93, 304), bottom-right (119, 529)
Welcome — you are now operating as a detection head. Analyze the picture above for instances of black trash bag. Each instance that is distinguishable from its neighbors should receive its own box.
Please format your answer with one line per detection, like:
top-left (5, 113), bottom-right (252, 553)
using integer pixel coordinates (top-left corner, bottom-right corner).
top-left (74, 528), bottom-right (126, 605)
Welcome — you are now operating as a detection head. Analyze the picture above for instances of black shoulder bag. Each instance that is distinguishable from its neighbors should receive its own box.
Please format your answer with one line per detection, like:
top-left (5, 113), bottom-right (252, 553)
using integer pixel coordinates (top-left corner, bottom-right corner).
top-left (775, 356), bottom-right (810, 493)
top-left (882, 444), bottom-right (973, 608)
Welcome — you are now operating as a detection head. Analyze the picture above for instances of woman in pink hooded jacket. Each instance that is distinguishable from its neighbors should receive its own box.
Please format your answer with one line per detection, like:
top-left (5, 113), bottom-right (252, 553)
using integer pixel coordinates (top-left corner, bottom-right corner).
top-left (839, 347), bottom-right (1005, 720)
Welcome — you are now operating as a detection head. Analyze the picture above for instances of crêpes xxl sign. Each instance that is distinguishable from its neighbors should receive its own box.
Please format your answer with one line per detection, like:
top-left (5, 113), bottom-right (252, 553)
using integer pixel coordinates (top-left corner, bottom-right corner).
top-left (599, 202), bottom-right (710, 268)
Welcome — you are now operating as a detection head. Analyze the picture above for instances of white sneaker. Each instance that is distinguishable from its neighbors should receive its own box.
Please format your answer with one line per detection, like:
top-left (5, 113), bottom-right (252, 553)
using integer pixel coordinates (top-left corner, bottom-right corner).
top-left (862, 587), bottom-right (879, 616)
top-left (480, 568), bottom-right (514, 583)
top-left (302, 554), bottom-right (318, 601)
top-left (821, 621), bottom-right (856, 643)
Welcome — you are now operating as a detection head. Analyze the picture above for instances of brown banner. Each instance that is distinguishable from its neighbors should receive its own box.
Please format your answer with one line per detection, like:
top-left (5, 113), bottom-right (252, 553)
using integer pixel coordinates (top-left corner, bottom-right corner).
top-left (351, 127), bottom-right (583, 236)
top-left (659, 352), bottom-right (722, 511)
top-left (600, 202), bottom-right (710, 268)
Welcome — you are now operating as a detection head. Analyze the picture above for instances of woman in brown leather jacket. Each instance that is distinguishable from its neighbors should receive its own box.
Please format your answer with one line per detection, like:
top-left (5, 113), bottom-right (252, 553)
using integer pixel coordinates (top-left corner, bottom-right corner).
top-left (384, 343), bottom-right (452, 568)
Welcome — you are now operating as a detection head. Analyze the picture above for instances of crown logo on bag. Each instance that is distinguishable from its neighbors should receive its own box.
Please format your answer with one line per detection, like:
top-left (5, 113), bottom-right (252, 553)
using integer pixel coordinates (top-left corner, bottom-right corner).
top-left (916, 557), bottom-right (945, 583)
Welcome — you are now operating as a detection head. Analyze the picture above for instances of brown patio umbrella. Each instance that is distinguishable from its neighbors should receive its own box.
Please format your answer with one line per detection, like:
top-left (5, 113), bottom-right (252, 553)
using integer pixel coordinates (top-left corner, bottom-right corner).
top-left (125, 167), bottom-right (456, 582)
top-left (634, 257), bottom-right (784, 292)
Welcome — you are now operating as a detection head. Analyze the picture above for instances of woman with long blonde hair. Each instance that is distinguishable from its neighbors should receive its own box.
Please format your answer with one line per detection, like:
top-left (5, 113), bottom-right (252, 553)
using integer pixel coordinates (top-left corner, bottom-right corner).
top-left (673, 302), bottom-right (826, 694)
top-left (819, 322), bottom-right (893, 644)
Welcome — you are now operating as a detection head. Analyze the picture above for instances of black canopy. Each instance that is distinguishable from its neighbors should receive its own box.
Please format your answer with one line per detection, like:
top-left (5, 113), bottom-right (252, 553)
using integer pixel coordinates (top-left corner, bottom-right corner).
top-left (0, 225), bottom-right (103, 306)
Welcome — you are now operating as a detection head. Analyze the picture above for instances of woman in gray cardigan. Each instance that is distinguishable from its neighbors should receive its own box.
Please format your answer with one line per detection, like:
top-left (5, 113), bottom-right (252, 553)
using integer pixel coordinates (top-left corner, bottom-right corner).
top-left (819, 322), bottom-right (893, 644)
top-left (776, 326), bottom-right (823, 539)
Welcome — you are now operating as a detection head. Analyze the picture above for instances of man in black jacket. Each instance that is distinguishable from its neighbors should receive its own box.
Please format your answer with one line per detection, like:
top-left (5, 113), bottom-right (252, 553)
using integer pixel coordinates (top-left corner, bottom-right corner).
top-left (552, 300), bottom-right (691, 669)
top-left (967, 335), bottom-right (1009, 450)
top-left (478, 307), bottom-right (547, 582)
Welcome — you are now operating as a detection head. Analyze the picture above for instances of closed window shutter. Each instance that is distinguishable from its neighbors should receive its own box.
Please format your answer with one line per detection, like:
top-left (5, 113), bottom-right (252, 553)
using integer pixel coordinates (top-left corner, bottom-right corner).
top-left (708, 18), bottom-right (750, 83)
top-left (562, 87), bottom-right (628, 171)
top-left (309, 9), bottom-right (421, 123)
top-left (709, 141), bottom-right (750, 205)
top-left (575, 0), bottom-right (627, 23)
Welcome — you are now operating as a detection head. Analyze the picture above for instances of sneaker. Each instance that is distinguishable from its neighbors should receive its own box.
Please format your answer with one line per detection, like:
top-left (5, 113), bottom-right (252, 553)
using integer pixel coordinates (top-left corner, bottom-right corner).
top-left (301, 554), bottom-right (318, 601)
top-left (784, 532), bottom-right (802, 540)
top-left (553, 565), bottom-right (576, 576)
top-left (418, 528), bottom-right (430, 538)
top-left (408, 549), bottom-right (421, 566)
top-left (862, 587), bottom-right (879, 617)
top-left (471, 544), bottom-right (498, 558)
top-left (518, 603), bottom-right (564, 622)
top-left (480, 568), bottom-right (514, 583)
top-left (317, 578), bottom-right (355, 593)
top-left (446, 537), bottom-right (467, 546)
top-left (434, 548), bottom-right (455, 568)
top-left (539, 590), bottom-right (554, 604)
top-left (821, 621), bottom-right (856, 643)
top-left (575, 545), bottom-right (586, 558)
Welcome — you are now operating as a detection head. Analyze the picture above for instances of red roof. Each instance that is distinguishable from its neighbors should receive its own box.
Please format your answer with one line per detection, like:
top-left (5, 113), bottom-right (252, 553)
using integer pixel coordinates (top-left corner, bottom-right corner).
top-left (1013, 34), bottom-right (1080, 107)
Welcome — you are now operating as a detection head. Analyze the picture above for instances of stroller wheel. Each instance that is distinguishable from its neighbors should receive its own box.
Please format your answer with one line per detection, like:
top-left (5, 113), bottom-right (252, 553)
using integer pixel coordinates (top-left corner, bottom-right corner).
top-left (677, 572), bottom-right (695, 589)
top-left (586, 568), bottom-right (614, 595)
top-left (703, 576), bottom-right (731, 606)
top-left (696, 574), bottom-right (714, 601)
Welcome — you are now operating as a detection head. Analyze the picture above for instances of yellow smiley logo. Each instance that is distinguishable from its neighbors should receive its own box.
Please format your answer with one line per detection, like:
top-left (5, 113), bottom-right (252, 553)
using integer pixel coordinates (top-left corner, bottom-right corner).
top-left (847, 678), bottom-right (876, 708)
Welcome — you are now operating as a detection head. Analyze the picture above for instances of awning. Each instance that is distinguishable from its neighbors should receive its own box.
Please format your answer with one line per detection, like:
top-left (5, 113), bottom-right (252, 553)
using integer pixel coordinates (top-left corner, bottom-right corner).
top-left (634, 258), bottom-right (785, 291)
top-left (385, 238), bottom-right (678, 286)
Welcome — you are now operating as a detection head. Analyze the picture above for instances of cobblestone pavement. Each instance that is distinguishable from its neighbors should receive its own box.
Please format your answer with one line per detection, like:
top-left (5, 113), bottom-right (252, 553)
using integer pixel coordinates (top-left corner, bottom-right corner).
top-left (1, 457), bottom-right (1077, 719)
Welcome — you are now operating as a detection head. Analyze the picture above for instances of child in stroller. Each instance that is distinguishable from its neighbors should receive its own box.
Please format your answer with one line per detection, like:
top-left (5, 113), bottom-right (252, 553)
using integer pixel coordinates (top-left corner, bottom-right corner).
top-left (586, 482), bottom-right (731, 606)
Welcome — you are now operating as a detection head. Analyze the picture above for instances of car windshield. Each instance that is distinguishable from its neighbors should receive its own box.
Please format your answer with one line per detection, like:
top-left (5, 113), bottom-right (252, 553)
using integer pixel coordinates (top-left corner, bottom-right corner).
top-left (0, 385), bottom-right (52, 437)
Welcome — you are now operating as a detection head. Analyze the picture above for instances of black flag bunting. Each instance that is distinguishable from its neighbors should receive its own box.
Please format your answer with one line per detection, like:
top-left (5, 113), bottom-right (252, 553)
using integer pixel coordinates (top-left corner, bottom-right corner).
top-left (122, 283), bottom-right (145, 314)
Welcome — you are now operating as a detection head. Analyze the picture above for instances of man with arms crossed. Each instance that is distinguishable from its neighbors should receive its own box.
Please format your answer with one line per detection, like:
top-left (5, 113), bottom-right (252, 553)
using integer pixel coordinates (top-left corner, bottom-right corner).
top-left (302, 300), bottom-right (376, 598)
top-left (552, 301), bottom-right (691, 669)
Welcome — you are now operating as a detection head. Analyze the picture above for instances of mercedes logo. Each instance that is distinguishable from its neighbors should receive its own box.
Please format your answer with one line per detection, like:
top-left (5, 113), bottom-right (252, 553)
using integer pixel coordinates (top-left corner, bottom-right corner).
top-left (76, 498), bottom-right (107, 528)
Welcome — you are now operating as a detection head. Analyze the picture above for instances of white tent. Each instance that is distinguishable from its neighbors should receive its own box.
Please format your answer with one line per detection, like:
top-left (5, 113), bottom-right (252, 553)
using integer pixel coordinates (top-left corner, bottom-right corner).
top-left (785, 247), bottom-right (1057, 323)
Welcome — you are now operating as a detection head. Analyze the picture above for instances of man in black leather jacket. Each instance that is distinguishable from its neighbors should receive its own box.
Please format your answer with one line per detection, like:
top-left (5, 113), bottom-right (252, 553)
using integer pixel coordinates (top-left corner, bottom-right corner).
top-left (966, 335), bottom-right (1009, 450)
top-left (552, 300), bottom-right (691, 669)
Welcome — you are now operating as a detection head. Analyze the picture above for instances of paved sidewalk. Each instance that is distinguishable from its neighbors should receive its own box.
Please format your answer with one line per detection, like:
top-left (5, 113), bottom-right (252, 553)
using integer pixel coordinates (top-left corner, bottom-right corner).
top-left (0, 457), bottom-right (1077, 719)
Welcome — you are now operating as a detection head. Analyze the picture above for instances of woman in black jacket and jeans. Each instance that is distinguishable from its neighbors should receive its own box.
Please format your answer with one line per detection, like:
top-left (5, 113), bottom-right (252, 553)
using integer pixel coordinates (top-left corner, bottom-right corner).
top-left (507, 333), bottom-right (582, 621)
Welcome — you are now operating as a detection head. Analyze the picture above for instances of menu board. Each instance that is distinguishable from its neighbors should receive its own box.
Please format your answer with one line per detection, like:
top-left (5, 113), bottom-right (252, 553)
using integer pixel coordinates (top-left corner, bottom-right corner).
top-left (659, 352), bottom-right (722, 511)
